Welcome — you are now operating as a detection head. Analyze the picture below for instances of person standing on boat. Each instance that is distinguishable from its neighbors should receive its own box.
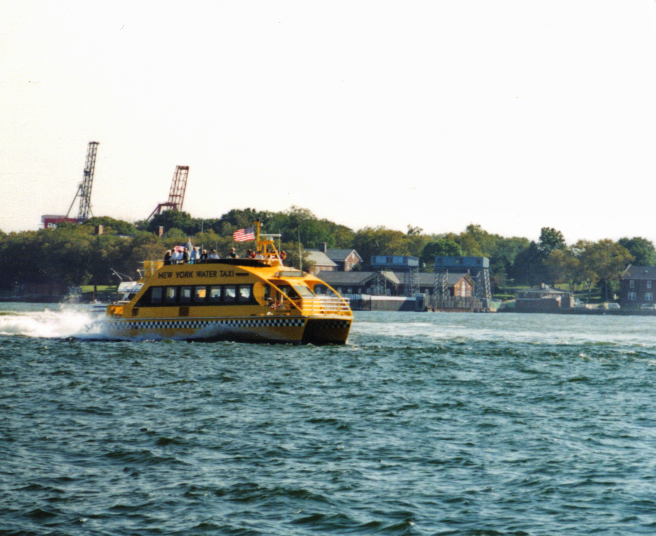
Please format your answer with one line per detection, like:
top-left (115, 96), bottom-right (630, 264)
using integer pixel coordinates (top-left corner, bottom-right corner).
top-left (191, 246), bottom-right (201, 264)
top-left (209, 249), bottom-right (219, 259)
top-left (183, 247), bottom-right (190, 264)
top-left (164, 250), bottom-right (172, 265)
top-left (228, 247), bottom-right (238, 259)
top-left (171, 248), bottom-right (183, 264)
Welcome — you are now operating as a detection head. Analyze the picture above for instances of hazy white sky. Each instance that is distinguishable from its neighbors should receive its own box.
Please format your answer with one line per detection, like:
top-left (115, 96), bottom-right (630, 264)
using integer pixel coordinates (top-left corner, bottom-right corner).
top-left (2, 1), bottom-right (656, 243)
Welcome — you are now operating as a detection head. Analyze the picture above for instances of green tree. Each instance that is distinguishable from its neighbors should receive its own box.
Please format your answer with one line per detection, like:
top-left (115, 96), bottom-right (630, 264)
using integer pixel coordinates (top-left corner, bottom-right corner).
top-left (490, 236), bottom-right (530, 288)
top-left (618, 237), bottom-right (656, 266)
top-left (281, 206), bottom-right (326, 247)
top-left (218, 208), bottom-right (270, 232)
top-left (509, 228), bottom-right (566, 286)
top-left (83, 217), bottom-right (137, 235)
top-left (510, 241), bottom-right (544, 286)
top-left (147, 210), bottom-right (194, 235)
top-left (462, 224), bottom-right (496, 256)
top-left (450, 232), bottom-right (483, 257)
top-left (407, 225), bottom-right (423, 237)
top-left (86, 234), bottom-right (135, 286)
top-left (576, 239), bottom-right (633, 300)
top-left (352, 226), bottom-right (410, 265)
top-left (420, 238), bottom-right (461, 267)
top-left (537, 227), bottom-right (566, 256)
top-left (208, 206), bottom-right (356, 250)
top-left (544, 248), bottom-right (580, 290)
top-left (163, 228), bottom-right (188, 241)
top-left (126, 232), bottom-right (166, 279)
top-left (1, 226), bottom-right (97, 288)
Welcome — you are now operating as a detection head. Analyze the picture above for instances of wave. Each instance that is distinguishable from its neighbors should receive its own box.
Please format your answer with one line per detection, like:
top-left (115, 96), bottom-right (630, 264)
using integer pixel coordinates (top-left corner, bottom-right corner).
top-left (0, 306), bottom-right (110, 339)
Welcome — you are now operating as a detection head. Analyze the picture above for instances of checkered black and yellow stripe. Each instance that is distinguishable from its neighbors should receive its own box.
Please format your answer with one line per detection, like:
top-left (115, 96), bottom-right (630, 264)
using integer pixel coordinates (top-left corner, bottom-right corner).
top-left (109, 317), bottom-right (306, 331)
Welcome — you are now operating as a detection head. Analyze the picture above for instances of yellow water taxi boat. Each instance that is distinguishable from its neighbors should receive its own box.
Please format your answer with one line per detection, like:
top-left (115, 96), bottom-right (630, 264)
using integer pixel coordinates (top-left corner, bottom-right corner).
top-left (105, 224), bottom-right (353, 344)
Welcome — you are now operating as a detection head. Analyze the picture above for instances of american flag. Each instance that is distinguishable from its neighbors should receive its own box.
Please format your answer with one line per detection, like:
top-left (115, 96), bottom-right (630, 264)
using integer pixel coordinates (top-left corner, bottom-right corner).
top-left (233, 226), bottom-right (255, 242)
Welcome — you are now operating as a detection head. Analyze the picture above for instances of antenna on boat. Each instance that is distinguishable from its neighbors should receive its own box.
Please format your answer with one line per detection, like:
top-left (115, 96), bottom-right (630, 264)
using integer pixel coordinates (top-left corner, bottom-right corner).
top-left (111, 269), bottom-right (133, 282)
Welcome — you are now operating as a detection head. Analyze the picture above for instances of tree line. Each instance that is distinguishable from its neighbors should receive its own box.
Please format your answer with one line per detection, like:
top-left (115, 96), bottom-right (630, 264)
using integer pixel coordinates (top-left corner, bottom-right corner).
top-left (0, 207), bottom-right (653, 298)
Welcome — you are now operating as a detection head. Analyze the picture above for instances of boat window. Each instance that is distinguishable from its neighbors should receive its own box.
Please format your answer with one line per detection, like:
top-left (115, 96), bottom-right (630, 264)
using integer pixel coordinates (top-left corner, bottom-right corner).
top-left (151, 287), bottom-right (163, 305)
top-left (165, 287), bottom-right (177, 304)
top-left (135, 284), bottom-right (259, 307)
top-left (292, 285), bottom-right (315, 298)
top-left (194, 286), bottom-right (207, 303)
top-left (277, 285), bottom-right (300, 299)
top-left (225, 285), bottom-right (237, 303)
top-left (238, 285), bottom-right (252, 303)
top-left (209, 286), bottom-right (222, 303)
top-left (180, 286), bottom-right (192, 303)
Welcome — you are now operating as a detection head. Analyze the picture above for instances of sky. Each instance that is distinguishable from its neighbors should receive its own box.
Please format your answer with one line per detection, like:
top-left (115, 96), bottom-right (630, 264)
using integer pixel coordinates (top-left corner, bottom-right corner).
top-left (2, 1), bottom-right (656, 244)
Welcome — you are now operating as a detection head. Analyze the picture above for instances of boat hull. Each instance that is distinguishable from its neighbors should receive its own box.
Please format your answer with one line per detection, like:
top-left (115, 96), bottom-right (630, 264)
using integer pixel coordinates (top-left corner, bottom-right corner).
top-left (106, 315), bottom-right (351, 344)
top-left (302, 318), bottom-right (352, 345)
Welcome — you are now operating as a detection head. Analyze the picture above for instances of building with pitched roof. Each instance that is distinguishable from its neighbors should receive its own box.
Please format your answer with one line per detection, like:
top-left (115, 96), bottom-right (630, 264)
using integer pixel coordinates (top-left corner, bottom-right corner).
top-left (620, 265), bottom-right (656, 309)
top-left (515, 284), bottom-right (574, 312)
top-left (325, 248), bottom-right (362, 271)
top-left (413, 272), bottom-right (475, 298)
top-left (304, 250), bottom-right (337, 275)
top-left (315, 271), bottom-right (400, 296)
top-left (315, 270), bottom-right (480, 311)
top-left (315, 271), bottom-right (474, 298)
top-left (307, 243), bottom-right (362, 273)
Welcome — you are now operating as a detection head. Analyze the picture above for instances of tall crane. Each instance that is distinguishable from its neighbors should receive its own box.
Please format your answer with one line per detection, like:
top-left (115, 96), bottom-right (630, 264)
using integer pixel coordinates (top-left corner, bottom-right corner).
top-left (148, 165), bottom-right (189, 219)
top-left (66, 141), bottom-right (99, 222)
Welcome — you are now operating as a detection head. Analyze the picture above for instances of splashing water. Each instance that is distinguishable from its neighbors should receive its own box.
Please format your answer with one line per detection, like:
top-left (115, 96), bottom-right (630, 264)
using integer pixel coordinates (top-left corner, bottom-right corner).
top-left (0, 305), bottom-right (109, 339)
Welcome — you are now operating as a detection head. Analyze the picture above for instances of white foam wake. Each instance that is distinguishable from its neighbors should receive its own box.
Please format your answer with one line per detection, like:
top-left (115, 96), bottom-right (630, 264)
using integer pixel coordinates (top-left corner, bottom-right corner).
top-left (0, 306), bottom-right (109, 339)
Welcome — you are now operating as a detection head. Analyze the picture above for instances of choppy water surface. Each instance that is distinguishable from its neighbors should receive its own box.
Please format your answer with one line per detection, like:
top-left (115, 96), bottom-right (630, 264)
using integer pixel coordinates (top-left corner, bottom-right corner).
top-left (2, 305), bottom-right (656, 535)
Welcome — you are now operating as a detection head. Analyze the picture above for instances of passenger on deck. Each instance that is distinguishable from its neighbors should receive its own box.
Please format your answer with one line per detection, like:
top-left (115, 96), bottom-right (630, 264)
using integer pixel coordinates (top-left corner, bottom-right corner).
top-left (209, 249), bottom-right (219, 259)
top-left (191, 246), bottom-right (201, 264)
top-left (228, 247), bottom-right (238, 259)
top-left (201, 249), bottom-right (208, 260)
top-left (164, 250), bottom-right (172, 265)
top-left (183, 247), bottom-right (190, 264)
top-left (171, 249), bottom-right (183, 264)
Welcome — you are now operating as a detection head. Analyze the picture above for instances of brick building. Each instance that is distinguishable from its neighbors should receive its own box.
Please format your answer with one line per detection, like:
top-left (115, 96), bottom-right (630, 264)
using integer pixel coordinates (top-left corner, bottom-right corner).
top-left (619, 265), bottom-right (656, 309)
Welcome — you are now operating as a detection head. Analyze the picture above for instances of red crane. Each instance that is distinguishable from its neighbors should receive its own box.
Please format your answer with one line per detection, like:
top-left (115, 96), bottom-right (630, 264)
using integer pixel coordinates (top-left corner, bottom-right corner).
top-left (148, 165), bottom-right (189, 220)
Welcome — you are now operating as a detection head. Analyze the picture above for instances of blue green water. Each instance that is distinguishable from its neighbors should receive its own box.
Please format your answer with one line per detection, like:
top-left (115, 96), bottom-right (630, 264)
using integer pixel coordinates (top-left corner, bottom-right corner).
top-left (2, 305), bottom-right (656, 535)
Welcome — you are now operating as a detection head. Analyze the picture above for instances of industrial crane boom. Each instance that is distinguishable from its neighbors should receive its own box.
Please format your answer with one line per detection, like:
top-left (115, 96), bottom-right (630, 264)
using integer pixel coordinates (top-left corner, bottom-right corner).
top-left (65, 141), bottom-right (99, 222)
top-left (147, 165), bottom-right (189, 219)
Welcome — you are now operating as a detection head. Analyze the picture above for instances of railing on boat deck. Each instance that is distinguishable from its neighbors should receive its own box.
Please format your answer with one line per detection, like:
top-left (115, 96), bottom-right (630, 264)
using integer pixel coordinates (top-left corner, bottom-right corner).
top-left (297, 296), bottom-right (351, 315)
